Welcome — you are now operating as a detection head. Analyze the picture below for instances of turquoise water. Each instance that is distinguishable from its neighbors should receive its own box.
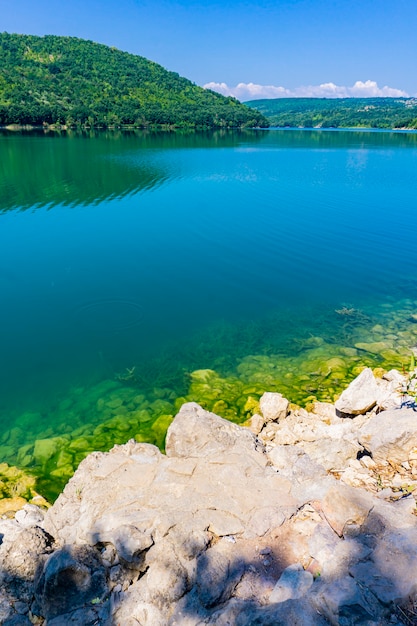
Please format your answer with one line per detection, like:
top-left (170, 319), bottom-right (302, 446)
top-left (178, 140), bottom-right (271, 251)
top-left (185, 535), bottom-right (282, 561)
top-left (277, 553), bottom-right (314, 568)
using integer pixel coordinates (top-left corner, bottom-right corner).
top-left (1, 128), bottom-right (417, 499)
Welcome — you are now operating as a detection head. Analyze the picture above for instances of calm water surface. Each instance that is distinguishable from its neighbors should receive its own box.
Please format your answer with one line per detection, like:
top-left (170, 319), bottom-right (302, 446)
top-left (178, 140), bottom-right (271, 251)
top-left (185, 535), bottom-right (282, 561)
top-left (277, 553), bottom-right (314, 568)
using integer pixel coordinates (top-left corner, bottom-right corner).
top-left (1, 128), bottom-right (417, 497)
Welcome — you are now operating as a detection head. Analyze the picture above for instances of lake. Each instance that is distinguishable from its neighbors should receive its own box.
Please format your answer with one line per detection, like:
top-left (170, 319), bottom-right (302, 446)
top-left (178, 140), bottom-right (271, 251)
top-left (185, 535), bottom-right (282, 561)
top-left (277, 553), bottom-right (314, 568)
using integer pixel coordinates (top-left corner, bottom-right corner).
top-left (1, 127), bottom-right (417, 499)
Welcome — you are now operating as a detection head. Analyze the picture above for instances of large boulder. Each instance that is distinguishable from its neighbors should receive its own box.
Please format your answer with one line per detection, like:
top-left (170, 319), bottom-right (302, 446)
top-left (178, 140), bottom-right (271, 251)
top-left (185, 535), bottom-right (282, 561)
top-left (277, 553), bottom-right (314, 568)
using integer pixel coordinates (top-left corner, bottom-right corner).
top-left (319, 483), bottom-right (374, 537)
top-left (358, 407), bottom-right (417, 464)
top-left (165, 402), bottom-right (264, 461)
top-left (335, 367), bottom-right (379, 416)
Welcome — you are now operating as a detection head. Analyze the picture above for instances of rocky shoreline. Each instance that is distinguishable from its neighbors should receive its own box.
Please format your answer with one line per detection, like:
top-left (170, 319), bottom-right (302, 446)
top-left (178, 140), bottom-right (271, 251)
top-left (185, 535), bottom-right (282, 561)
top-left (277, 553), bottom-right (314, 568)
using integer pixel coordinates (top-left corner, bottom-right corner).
top-left (1, 367), bottom-right (417, 624)
top-left (3, 297), bottom-right (417, 504)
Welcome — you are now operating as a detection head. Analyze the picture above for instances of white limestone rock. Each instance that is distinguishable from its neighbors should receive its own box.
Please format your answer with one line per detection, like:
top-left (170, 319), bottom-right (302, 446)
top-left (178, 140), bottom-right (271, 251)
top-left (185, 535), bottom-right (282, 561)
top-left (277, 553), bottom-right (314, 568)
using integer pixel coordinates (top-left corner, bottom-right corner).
top-left (270, 411), bottom-right (329, 446)
top-left (268, 445), bottom-right (327, 481)
top-left (269, 563), bottom-right (314, 603)
top-left (335, 367), bottom-right (379, 415)
top-left (298, 437), bottom-right (362, 472)
top-left (14, 504), bottom-right (44, 528)
top-left (375, 373), bottom-right (403, 411)
top-left (7, 400), bottom-right (417, 625)
top-left (319, 483), bottom-right (374, 537)
top-left (259, 392), bottom-right (289, 422)
top-left (142, 544), bottom-right (189, 609)
top-left (308, 524), bottom-right (371, 580)
top-left (89, 520), bottom-right (154, 563)
top-left (246, 412), bottom-right (265, 435)
top-left (34, 545), bottom-right (108, 621)
top-left (206, 596), bottom-right (328, 626)
top-left (113, 597), bottom-right (166, 626)
top-left (165, 402), bottom-right (264, 460)
top-left (358, 407), bottom-right (417, 464)
top-left (311, 401), bottom-right (337, 418)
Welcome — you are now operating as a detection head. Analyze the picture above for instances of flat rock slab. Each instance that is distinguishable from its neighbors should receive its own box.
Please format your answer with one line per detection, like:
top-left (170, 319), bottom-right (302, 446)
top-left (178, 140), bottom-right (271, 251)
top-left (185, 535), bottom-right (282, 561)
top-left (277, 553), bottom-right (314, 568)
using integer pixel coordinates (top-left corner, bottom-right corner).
top-left (45, 404), bottom-right (296, 550)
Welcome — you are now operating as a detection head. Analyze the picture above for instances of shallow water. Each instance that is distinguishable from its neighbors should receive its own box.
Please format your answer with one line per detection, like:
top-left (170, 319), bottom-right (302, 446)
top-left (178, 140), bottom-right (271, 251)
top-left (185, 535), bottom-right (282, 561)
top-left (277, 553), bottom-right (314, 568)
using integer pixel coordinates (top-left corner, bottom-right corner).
top-left (1, 127), bottom-right (417, 500)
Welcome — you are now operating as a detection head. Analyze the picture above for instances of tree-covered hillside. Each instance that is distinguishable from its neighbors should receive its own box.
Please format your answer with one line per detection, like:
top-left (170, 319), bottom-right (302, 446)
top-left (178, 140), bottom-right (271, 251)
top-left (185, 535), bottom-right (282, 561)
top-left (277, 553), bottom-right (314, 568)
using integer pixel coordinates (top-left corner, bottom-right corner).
top-left (245, 98), bottom-right (417, 129)
top-left (0, 33), bottom-right (268, 129)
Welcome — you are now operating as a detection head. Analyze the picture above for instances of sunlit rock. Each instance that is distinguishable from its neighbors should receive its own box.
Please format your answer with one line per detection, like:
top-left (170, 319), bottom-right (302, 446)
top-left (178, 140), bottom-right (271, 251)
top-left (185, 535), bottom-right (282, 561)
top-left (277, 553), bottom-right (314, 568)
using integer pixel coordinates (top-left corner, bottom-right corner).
top-left (165, 402), bottom-right (263, 460)
top-left (320, 483), bottom-right (374, 537)
top-left (335, 367), bottom-right (378, 415)
top-left (359, 408), bottom-right (417, 464)
top-left (246, 413), bottom-right (265, 435)
top-left (259, 392), bottom-right (289, 422)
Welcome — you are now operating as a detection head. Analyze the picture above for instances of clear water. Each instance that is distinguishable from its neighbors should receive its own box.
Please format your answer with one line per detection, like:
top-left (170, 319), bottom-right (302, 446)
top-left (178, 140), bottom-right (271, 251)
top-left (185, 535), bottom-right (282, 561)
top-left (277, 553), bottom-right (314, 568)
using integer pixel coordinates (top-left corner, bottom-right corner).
top-left (1, 127), bottom-right (417, 500)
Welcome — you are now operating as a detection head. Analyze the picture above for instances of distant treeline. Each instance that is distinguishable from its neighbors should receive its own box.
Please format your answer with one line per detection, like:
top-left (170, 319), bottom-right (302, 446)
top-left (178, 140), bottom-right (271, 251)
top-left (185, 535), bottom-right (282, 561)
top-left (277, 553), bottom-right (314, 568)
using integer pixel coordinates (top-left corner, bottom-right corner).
top-left (0, 33), bottom-right (268, 129)
top-left (245, 97), bottom-right (417, 129)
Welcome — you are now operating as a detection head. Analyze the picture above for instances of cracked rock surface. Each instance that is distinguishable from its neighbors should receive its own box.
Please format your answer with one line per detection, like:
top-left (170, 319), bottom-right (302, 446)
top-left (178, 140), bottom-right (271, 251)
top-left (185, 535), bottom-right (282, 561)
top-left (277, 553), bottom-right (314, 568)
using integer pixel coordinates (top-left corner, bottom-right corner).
top-left (1, 369), bottom-right (417, 624)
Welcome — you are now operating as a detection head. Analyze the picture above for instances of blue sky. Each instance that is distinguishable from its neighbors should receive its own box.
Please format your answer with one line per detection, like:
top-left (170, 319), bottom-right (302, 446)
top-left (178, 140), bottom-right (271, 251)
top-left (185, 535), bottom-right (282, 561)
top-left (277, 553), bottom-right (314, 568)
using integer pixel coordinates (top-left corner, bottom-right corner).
top-left (2, 0), bottom-right (416, 99)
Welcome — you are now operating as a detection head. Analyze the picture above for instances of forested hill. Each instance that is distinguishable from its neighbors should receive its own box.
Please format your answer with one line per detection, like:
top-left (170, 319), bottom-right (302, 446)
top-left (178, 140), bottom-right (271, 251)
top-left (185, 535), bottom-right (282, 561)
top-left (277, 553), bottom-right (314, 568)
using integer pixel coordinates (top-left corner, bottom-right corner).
top-left (0, 33), bottom-right (268, 129)
top-left (245, 97), bottom-right (417, 129)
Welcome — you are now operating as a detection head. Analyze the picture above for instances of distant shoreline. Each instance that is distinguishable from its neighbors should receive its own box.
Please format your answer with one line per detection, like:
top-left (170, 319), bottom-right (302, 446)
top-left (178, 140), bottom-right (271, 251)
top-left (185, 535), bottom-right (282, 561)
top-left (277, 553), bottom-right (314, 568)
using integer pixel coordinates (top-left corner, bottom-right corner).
top-left (1, 124), bottom-right (417, 134)
top-left (245, 96), bottom-right (417, 131)
top-left (268, 125), bottom-right (417, 133)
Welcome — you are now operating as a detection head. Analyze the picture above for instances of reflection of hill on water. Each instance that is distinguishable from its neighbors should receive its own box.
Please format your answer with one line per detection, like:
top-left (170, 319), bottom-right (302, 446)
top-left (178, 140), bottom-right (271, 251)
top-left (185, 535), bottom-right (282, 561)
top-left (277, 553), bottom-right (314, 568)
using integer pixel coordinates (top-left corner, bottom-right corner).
top-left (2, 127), bottom-right (412, 213)
top-left (0, 130), bottom-right (167, 212)
top-left (0, 129), bottom-right (266, 212)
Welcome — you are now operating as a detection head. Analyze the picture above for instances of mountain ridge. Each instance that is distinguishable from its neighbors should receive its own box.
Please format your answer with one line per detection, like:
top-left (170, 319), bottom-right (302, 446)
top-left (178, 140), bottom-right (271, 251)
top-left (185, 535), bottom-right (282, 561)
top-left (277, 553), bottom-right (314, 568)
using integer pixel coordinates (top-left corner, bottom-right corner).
top-left (245, 97), bottom-right (417, 129)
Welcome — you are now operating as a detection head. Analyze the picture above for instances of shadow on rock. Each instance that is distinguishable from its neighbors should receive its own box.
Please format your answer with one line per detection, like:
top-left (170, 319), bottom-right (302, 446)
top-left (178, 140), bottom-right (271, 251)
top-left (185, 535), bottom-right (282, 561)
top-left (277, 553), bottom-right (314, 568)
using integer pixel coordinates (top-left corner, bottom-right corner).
top-left (109, 499), bottom-right (417, 625)
top-left (34, 544), bottom-right (109, 622)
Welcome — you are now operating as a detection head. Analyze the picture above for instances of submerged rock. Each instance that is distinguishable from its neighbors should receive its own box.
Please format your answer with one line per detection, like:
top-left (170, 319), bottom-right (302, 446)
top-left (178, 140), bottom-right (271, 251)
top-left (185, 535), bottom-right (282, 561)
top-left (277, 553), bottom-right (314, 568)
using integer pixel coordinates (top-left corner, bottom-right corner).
top-left (0, 463), bottom-right (37, 501)
top-left (355, 340), bottom-right (393, 354)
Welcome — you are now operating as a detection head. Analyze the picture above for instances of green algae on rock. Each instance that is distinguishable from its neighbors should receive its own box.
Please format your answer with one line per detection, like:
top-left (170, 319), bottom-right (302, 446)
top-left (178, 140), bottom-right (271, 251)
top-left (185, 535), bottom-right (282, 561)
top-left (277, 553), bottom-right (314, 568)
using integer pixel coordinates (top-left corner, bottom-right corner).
top-left (0, 462), bottom-right (49, 514)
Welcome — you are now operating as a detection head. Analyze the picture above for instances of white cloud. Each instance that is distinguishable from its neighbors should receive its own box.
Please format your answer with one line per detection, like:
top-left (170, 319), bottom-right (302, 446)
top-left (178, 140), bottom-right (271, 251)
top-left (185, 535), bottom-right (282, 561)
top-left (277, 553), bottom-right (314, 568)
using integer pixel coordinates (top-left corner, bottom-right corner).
top-left (204, 82), bottom-right (231, 96)
top-left (348, 80), bottom-right (408, 97)
top-left (203, 80), bottom-right (409, 100)
top-left (204, 81), bottom-right (292, 100)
